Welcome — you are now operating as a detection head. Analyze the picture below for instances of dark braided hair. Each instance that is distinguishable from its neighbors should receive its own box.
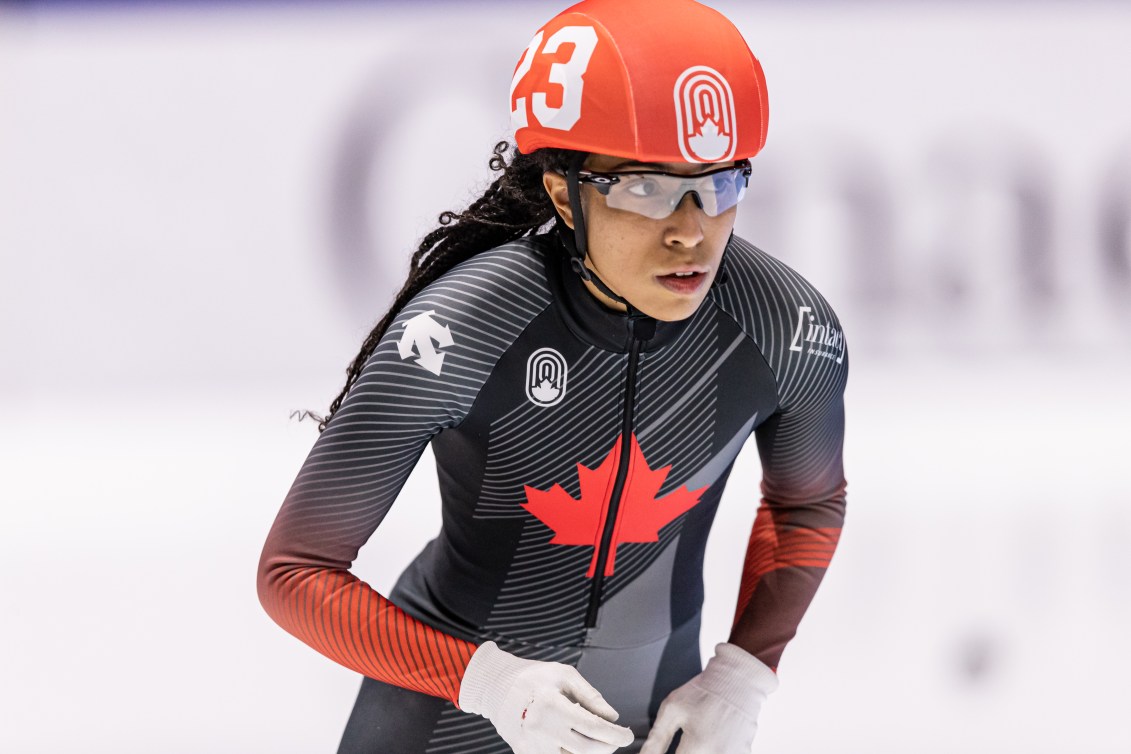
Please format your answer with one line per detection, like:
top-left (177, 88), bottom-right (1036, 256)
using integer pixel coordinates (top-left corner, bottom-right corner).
top-left (298, 141), bottom-right (578, 433)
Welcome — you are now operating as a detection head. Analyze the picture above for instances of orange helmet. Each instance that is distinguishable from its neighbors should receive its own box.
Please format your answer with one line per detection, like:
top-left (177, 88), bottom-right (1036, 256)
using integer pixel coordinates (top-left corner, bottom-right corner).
top-left (510, 0), bottom-right (769, 163)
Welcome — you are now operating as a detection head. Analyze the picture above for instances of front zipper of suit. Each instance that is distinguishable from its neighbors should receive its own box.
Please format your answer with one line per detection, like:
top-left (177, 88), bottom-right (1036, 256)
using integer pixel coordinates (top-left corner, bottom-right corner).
top-left (585, 318), bottom-right (651, 629)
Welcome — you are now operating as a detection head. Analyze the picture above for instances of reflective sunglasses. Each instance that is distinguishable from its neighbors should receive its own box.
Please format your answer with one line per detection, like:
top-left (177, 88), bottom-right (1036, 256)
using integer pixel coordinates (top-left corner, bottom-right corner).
top-left (576, 160), bottom-right (752, 220)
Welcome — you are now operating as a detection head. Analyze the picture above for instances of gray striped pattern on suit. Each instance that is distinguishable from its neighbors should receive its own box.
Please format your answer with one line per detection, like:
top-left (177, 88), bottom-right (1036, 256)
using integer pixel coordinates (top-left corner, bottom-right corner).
top-left (271, 244), bottom-right (551, 576)
top-left (710, 237), bottom-right (848, 488)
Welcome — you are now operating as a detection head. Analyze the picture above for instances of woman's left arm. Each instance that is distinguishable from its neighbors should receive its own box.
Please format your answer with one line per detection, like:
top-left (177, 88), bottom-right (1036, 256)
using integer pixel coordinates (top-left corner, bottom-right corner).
top-left (730, 356), bottom-right (848, 669)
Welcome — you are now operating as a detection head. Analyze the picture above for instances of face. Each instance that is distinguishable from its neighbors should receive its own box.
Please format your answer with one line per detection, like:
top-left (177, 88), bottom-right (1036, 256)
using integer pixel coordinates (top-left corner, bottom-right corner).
top-left (544, 153), bottom-right (739, 322)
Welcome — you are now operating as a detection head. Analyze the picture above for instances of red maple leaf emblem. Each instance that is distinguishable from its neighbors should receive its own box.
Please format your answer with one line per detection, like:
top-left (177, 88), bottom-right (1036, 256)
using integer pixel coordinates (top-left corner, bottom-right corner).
top-left (522, 434), bottom-right (707, 578)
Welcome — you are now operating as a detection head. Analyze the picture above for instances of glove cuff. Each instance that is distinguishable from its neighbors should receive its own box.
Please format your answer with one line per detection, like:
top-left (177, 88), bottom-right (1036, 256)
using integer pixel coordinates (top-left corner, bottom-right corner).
top-left (697, 643), bottom-right (780, 710)
top-left (457, 641), bottom-right (528, 718)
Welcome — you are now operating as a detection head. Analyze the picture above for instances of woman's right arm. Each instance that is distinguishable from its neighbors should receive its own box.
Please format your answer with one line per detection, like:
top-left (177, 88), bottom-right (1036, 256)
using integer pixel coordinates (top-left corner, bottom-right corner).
top-left (258, 244), bottom-right (553, 708)
top-left (257, 327), bottom-right (478, 705)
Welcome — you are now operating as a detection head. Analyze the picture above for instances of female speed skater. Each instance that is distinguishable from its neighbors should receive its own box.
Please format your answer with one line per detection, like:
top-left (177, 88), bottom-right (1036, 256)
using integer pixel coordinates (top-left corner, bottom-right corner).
top-left (258, 1), bottom-right (849, 751)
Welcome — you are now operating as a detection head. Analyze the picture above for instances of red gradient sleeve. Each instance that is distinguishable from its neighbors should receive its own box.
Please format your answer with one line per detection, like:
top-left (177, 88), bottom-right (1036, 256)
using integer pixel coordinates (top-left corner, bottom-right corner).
top-left (729, 362), bottom-right (848, 670)
top-left (258, 544), bottom-right (476, 705)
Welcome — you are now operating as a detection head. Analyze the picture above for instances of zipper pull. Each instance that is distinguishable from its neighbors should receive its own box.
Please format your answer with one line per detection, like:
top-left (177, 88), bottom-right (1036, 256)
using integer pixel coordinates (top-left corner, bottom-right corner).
top-left (631, 315), bottom-right (656, 342)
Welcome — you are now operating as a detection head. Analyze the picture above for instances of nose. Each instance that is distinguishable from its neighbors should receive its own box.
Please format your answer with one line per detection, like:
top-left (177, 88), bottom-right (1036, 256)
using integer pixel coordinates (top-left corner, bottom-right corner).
top-left (664, 192), bottom-right (706, 248)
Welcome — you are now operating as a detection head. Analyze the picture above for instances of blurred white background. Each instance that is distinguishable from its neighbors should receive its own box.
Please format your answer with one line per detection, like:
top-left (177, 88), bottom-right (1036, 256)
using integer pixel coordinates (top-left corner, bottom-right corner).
top-left (1, 1), bottom-right (1129, 751)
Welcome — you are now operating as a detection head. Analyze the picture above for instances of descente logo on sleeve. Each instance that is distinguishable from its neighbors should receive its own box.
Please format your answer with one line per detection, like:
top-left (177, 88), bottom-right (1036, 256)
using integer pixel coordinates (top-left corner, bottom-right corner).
top-left (397, 310), bottom-right (454, 376)
top-left (789, 306), bottom-right (845, 365)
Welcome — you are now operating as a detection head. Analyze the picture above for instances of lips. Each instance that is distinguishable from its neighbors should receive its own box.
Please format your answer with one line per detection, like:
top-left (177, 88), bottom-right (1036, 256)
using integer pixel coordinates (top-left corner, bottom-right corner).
top-left (656, 270), bottom-right (707, 294)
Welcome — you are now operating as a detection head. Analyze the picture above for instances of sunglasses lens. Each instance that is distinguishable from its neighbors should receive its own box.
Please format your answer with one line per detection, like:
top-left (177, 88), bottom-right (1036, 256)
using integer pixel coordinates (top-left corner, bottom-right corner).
top-left (705, 169), bottom-right (747, 217)
top-left (601, 175), bottom-right (673, 219)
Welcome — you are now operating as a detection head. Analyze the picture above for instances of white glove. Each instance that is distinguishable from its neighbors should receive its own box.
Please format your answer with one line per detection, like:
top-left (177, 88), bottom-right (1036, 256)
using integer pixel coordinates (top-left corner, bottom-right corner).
top-left (640, 643), bottom-right (779, 754)
top-left (459, 641), bottom-right (637, 754)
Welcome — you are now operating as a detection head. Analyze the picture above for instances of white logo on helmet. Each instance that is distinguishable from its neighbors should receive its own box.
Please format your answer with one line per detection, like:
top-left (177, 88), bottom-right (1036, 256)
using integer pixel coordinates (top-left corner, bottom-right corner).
top-left (674, 66), bottom-right (737, 163)
top-left (525, 348), bottom-right (568, 407)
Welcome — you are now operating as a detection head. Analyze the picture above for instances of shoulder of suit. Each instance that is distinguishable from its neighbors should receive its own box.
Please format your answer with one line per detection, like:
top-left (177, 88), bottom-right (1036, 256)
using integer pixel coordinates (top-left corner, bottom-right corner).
top-left (710, 235), bottom-right (848, 403)
top-left (711, 235), bottom-right (844, 331)
top-left (395, 236), bottom-right (554, 332)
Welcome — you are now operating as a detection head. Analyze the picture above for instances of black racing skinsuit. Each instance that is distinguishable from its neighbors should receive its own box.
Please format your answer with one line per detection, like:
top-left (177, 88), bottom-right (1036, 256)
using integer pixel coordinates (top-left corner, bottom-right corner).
top-left (258, 231), bottom-right (848, 753)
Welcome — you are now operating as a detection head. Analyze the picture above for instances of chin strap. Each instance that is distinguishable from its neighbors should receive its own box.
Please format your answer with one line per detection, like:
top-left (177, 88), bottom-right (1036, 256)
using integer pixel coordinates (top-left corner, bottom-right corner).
top-left (557, 224), bottom-right (639, 314)
top-left (715, 231), bottom-right (732, 287)
top-left (564, 154), bottom-right (638, 314)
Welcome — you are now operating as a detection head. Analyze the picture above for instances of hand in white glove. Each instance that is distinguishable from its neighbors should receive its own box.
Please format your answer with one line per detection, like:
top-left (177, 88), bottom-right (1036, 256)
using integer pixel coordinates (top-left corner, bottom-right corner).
top-left (640, 643), bottom-right (778, 754)
top-left (459, 641), bottom-right (637, 754)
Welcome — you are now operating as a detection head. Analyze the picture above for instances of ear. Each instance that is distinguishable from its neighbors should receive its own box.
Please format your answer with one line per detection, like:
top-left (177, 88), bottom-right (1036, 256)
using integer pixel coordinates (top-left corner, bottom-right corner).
top-left (542, 171), bottom-right (574, 229)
